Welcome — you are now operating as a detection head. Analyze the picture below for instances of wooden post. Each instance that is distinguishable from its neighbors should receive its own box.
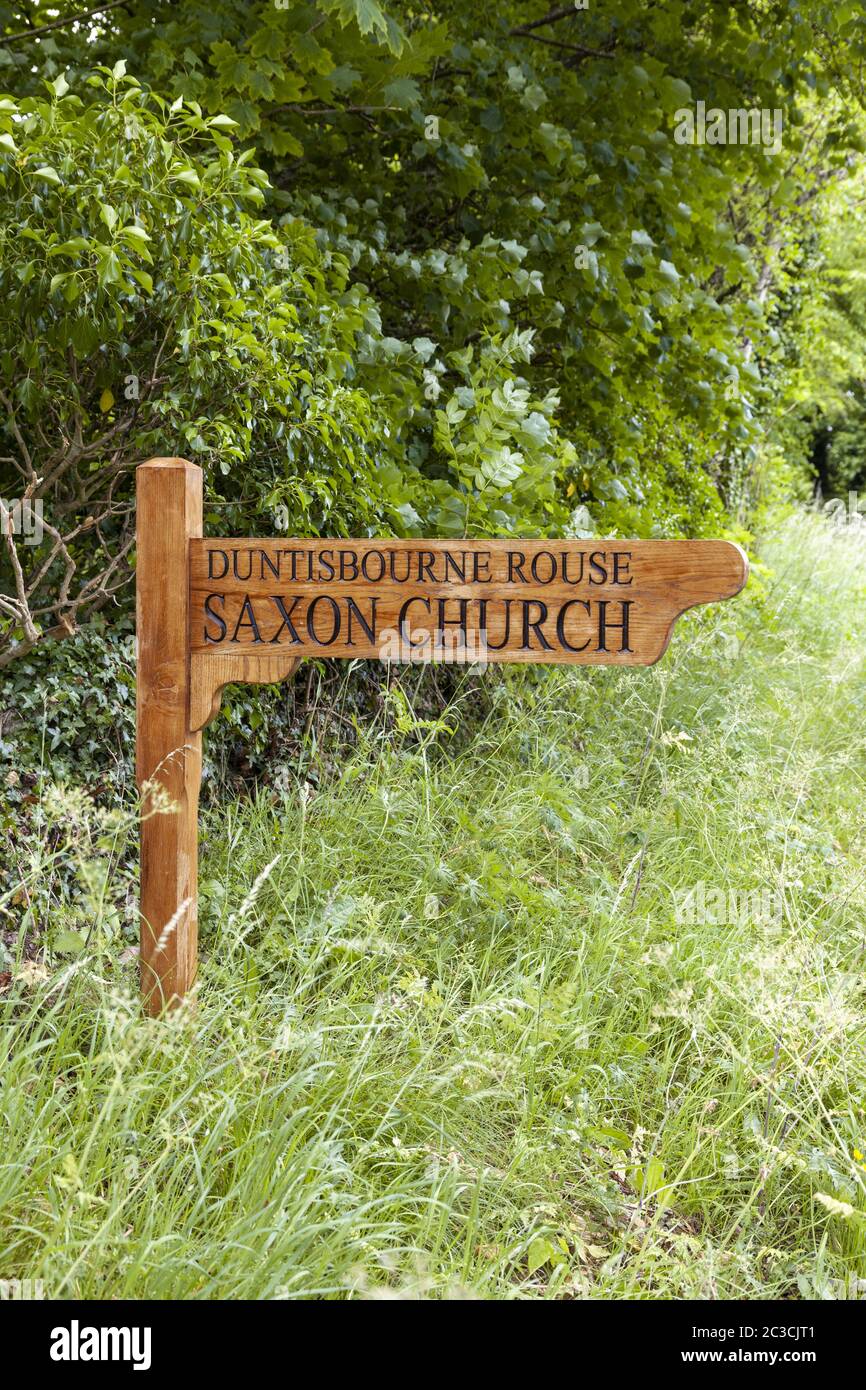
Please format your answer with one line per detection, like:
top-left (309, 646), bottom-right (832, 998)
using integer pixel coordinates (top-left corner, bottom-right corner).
top-left (135, 458), bottom-right (202, 1015)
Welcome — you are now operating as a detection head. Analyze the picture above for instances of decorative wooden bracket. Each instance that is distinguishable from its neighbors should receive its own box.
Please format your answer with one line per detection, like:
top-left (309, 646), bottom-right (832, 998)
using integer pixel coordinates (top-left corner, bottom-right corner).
top-left (189, 651), bottom-right (302, 733)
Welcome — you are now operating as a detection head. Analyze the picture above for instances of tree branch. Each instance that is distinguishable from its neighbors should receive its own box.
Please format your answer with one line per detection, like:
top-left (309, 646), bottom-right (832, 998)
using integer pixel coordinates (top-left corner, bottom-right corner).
top-left (518, 31), bottom-right (616, 58)
top-left (510, 5), bottom-right (583, 35)
top-left (2, 0), bottom-right (132, 45)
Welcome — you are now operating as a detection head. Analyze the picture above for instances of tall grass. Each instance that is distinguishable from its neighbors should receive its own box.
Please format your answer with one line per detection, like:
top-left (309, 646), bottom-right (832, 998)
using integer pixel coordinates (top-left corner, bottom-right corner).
top-left (1, 511), bottom-right (865, 1299)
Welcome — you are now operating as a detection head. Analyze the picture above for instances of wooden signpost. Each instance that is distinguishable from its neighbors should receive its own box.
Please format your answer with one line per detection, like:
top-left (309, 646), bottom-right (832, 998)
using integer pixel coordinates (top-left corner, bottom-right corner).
top-left (136, 456), bottom-right (749, 1014)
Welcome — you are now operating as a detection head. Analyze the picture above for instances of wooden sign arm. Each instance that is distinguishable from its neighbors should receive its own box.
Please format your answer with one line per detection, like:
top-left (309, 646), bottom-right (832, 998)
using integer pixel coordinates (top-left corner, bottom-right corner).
top-left (641, 540), bottom-right (749, 662)
top-left (657, 540), bottom-right (748, 606)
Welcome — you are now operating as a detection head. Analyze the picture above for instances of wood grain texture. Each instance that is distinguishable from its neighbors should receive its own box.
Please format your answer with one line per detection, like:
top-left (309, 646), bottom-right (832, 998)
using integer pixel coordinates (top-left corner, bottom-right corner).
top-left (189, 651), bottom-right (301, 732)
top-left (189, 537), bottom-right (748, 669)
top-left (135, 458), bottom-right (202, 1015)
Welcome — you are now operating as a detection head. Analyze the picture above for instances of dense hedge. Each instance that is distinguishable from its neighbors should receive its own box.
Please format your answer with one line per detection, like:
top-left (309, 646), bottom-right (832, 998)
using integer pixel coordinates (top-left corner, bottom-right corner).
top-left (1, 1), bottom-right (865, 781)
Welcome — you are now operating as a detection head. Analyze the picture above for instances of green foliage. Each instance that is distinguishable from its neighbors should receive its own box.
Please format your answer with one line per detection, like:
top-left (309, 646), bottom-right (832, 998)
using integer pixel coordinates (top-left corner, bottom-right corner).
top-left (0, 67), bottom-right (390, 666)
top-left (770, 170), bottom-right (866, 497)
top-left (0, 619), bottom-right (135, 807)
top-left (3, 2), bottom-right (866, 670)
